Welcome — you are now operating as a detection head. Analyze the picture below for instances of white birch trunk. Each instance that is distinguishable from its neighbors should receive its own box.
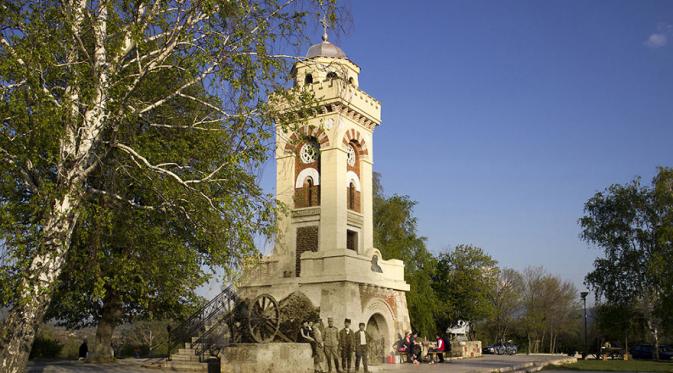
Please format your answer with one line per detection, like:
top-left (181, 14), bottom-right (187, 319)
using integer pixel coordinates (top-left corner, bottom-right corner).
top-left (0, 2), bottom-right (109, 363)
top-left (0, 190), bottom-right (81, 372)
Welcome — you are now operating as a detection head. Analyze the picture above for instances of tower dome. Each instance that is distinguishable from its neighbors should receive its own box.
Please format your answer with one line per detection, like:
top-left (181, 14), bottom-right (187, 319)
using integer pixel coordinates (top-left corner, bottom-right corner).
top-left (306, 33), bottom-right (347, 59)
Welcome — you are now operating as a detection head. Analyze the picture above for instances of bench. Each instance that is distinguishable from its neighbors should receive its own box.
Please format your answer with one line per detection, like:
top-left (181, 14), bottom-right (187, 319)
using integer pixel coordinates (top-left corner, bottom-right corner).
top-left (427, 351), bottom-right (446, 363)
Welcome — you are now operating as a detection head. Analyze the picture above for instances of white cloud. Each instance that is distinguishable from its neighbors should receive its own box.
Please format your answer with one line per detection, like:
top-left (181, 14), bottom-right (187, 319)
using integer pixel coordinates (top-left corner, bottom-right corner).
top-left (645, 33), bottom-right (668, 48)
top-left (644, 23), bottom-right (672, 48)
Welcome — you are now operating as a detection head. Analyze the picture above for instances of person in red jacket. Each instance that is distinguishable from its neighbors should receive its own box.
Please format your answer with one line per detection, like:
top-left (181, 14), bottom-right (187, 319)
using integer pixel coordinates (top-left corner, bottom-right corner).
top-left (435, 334), bottom-right (445, 363)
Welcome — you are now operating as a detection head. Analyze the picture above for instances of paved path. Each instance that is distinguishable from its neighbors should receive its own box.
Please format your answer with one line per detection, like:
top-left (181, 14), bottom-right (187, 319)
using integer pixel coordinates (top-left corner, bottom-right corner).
top-left (28, 354), bottom-right (575, 373)
top-left (27, 359), bottom-right (160, 373)
top-left (370, 354), bottom-right (576, 373)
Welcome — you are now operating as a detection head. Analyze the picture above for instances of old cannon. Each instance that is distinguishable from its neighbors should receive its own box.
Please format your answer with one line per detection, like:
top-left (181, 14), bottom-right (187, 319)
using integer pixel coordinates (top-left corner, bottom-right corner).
top-left (168, 286), bottom-right (287, 360)
top-left (231, 292), bottom-right (282, 343)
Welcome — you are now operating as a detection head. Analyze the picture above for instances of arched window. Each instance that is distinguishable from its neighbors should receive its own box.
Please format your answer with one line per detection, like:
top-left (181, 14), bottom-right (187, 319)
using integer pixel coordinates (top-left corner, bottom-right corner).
top-left (304, 73), bottom-right (313, 84)
top-left (348, 77), bottom-right (354, 85)
top-left (306, 177), bottom-right (314, 207)
top-left (347, 144), bottom-right (357, 167)
top-left (299, 139), bottom-right (320, 164)
top-left (348, 182), bottom-right (355, 210)
top-left (326, 71), bottom-right (338, 80)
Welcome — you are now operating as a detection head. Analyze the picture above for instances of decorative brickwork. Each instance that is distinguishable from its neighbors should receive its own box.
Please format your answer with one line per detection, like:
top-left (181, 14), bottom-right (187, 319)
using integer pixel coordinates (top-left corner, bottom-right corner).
top-left (296, 226), bottom-right (319, 277)
top-left (342, 129), bottom-right (368, 157)
top-left (295, 183), bottom-right (321, 208)
top-left (344, 137), bottom-right (366, 212)
top-left (293, 136), bottom-right (321, 208)
top-left (284, 125), bottom-right (330, 154)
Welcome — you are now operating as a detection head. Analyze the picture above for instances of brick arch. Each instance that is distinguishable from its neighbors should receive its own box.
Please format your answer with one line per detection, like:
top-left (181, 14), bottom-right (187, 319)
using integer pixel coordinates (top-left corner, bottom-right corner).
top-left (284, 125), bottom-right (330, 154)
top-left (342, 129), bottom-right (369, 157)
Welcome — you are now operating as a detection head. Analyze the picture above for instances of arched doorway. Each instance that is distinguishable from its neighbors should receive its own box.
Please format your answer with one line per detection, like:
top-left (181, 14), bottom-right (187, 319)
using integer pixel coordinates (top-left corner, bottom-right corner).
top-left (366, 313), bottom-right (388, 364)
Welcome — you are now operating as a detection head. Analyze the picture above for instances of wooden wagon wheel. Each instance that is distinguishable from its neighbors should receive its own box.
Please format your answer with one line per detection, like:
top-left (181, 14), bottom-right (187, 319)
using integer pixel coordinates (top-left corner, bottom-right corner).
top-left (247, 294), bottom-right (280, 343)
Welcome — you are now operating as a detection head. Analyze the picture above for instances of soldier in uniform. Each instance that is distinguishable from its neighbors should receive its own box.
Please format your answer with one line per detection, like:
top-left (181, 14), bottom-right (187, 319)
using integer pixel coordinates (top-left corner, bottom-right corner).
top-left (353, 322), bottom-right (371, 373)
top-left (339, 318), bottom-right (355, 373)
top-left (324, 317), bottom-right (341, 373)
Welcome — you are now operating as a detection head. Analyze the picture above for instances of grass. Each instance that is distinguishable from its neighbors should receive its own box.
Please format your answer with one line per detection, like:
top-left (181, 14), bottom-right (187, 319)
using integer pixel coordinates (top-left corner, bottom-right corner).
top-left (548, 359), bottom-right (673, 372)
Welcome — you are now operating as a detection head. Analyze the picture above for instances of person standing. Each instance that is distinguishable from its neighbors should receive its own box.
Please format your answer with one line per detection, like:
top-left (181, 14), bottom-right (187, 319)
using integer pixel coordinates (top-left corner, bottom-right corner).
top-left (339, 319), bottom-right (355, 373)
top-left (324, 317), bottom-right (341, 373)
top-left (353, 322), bottom-right (371, 373)
top-left (435, 334), bottom-right (445, 363)
top-left (78, 339), bottom-right (88, 360)
top-left (314, 319), bottom-right (326, 373)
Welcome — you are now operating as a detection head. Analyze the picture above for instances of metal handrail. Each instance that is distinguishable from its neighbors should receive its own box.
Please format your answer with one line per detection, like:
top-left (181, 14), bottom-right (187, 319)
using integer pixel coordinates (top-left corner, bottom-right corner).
top-left (168, 284), bottom-right (240, 357)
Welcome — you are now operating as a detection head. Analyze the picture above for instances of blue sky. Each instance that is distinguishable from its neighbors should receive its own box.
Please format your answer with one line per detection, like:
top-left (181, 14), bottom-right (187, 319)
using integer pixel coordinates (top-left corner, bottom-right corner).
top-left (201, 1), bottom-right (673, 298)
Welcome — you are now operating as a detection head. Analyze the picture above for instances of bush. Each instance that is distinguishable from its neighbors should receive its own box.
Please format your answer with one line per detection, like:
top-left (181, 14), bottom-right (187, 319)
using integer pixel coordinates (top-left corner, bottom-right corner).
top-left (60, 338), bottom-right (83, 360)
top-left (30, 336), bottom-right (63, 359)
top-left (117, 344), bottom-right (150, 358)
top-left (277, 291), bottom-right (320, 342)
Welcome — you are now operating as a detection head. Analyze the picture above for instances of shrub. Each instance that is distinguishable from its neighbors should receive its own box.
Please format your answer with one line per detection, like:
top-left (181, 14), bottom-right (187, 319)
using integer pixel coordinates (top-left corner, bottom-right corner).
top-left (30, 336), bottom-right (63, 359)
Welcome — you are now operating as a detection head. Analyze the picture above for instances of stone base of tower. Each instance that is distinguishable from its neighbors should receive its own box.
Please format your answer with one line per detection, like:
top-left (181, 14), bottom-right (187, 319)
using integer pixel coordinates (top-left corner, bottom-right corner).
top-left (239, 248), bottom-right (411, 363)
top-left (220, 343), bottom-right (313, 373)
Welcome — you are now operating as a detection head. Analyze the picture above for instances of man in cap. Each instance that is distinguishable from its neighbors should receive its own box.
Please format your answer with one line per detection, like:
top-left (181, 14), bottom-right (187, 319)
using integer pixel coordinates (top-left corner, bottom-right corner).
top-left (324, 317), bottom-right (341, 373)
top-left (339, 318), bottom-right (355, 373)
top-left (353, 322), bottom-right (371, 373)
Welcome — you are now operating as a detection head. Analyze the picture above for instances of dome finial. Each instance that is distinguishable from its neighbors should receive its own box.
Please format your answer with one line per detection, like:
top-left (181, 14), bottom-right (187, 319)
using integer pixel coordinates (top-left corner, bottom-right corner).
top-left (320, 15), bottom-right (328, 42)
top-left (306, 14), bottom-right (346, 58)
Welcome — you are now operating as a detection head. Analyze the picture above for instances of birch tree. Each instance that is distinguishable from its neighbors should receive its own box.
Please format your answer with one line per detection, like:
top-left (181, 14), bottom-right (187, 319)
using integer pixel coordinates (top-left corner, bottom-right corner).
top-left (581, 167), bottom-right (673, 359)
top-left (41, 62), bottom-right (274, 362)
top-left (0, 0), bottom-right (331, 370)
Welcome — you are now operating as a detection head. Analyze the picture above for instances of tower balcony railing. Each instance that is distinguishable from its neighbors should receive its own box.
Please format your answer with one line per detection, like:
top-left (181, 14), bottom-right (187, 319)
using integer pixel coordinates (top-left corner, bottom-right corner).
top-left (309, 80), bottom-right (381, 122)
top-left (299, 248), bottom-right (410, 292)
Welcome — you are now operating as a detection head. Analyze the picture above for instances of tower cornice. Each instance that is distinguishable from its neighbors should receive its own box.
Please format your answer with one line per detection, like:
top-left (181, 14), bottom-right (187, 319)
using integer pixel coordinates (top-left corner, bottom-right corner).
top-left (273, 84), bottom-right (381, 132)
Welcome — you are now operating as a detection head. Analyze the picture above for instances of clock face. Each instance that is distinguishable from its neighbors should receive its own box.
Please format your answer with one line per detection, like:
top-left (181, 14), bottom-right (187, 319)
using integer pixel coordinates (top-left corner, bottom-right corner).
top-left (347, 144), bottom-right (356, 167)
top-left (300, 142), bottom-right (319, 164)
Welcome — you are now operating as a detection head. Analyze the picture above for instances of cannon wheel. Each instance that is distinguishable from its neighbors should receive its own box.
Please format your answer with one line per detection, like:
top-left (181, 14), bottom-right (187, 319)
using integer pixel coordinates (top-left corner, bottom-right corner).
top-left (247, 294), bottom-right (280, 343)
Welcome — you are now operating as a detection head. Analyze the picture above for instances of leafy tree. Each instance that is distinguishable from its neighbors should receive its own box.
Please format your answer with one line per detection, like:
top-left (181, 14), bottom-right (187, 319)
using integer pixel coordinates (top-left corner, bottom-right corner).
top-left (42, 63), bottom-right (262, 361)
top-left (594, 302), bottom-right (649, 354)
top-left (372, 173), bottom-right (439, 337)
top-left (519, 267), bottom-right (579, 354)
top-left (580, 167), bottom-right (673, 358)
top-left (484, 268), bottom-right (524, 343)
top-left (519, 267), bottom-right (545, 353)
top-left (540, 273), bottom-right (579, 353)
top-left (115, 320), bottom-right (171, 356)
top-left (0, 0), bottom-right (331, 370)
top-left (433, 244), bottom-right (498, 334)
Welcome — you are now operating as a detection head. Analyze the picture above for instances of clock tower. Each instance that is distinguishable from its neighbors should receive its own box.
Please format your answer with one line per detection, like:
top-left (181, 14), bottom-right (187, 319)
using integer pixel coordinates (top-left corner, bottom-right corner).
top-left (240, 32), bottom-right (411, 359)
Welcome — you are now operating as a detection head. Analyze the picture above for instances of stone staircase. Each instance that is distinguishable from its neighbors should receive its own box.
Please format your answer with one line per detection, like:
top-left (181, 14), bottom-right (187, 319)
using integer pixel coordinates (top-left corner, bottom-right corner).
top-left (161, 338), bottom-right (211, 372)
top-left (158, 286), bottom-right (239, 371)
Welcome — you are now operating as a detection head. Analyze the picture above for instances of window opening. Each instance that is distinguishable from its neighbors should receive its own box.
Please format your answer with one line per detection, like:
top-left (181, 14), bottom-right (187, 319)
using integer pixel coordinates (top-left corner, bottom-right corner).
top-left (347, 230), bottom-right (357, 251)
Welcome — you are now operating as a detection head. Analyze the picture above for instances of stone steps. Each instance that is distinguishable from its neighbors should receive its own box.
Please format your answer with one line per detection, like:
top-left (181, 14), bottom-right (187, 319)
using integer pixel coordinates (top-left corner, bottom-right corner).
top-left (161, 360), bottom-right (209, 372)
top-left (177, 348), bottom-right (198, 355)
top-left (163, 340), bottom-right (212, 371)
top-left (171, 354), bottom-right (201, 362)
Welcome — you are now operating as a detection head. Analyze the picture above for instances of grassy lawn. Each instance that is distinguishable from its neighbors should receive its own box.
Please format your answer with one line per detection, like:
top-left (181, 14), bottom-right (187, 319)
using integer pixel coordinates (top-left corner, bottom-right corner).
top-left (549, 359), bottom-right (673, 372)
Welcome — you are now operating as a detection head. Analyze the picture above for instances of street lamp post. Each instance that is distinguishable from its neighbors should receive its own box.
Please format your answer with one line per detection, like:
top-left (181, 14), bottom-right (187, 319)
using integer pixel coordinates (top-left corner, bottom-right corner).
top-left (581, 291), bottom-right (589, 359)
